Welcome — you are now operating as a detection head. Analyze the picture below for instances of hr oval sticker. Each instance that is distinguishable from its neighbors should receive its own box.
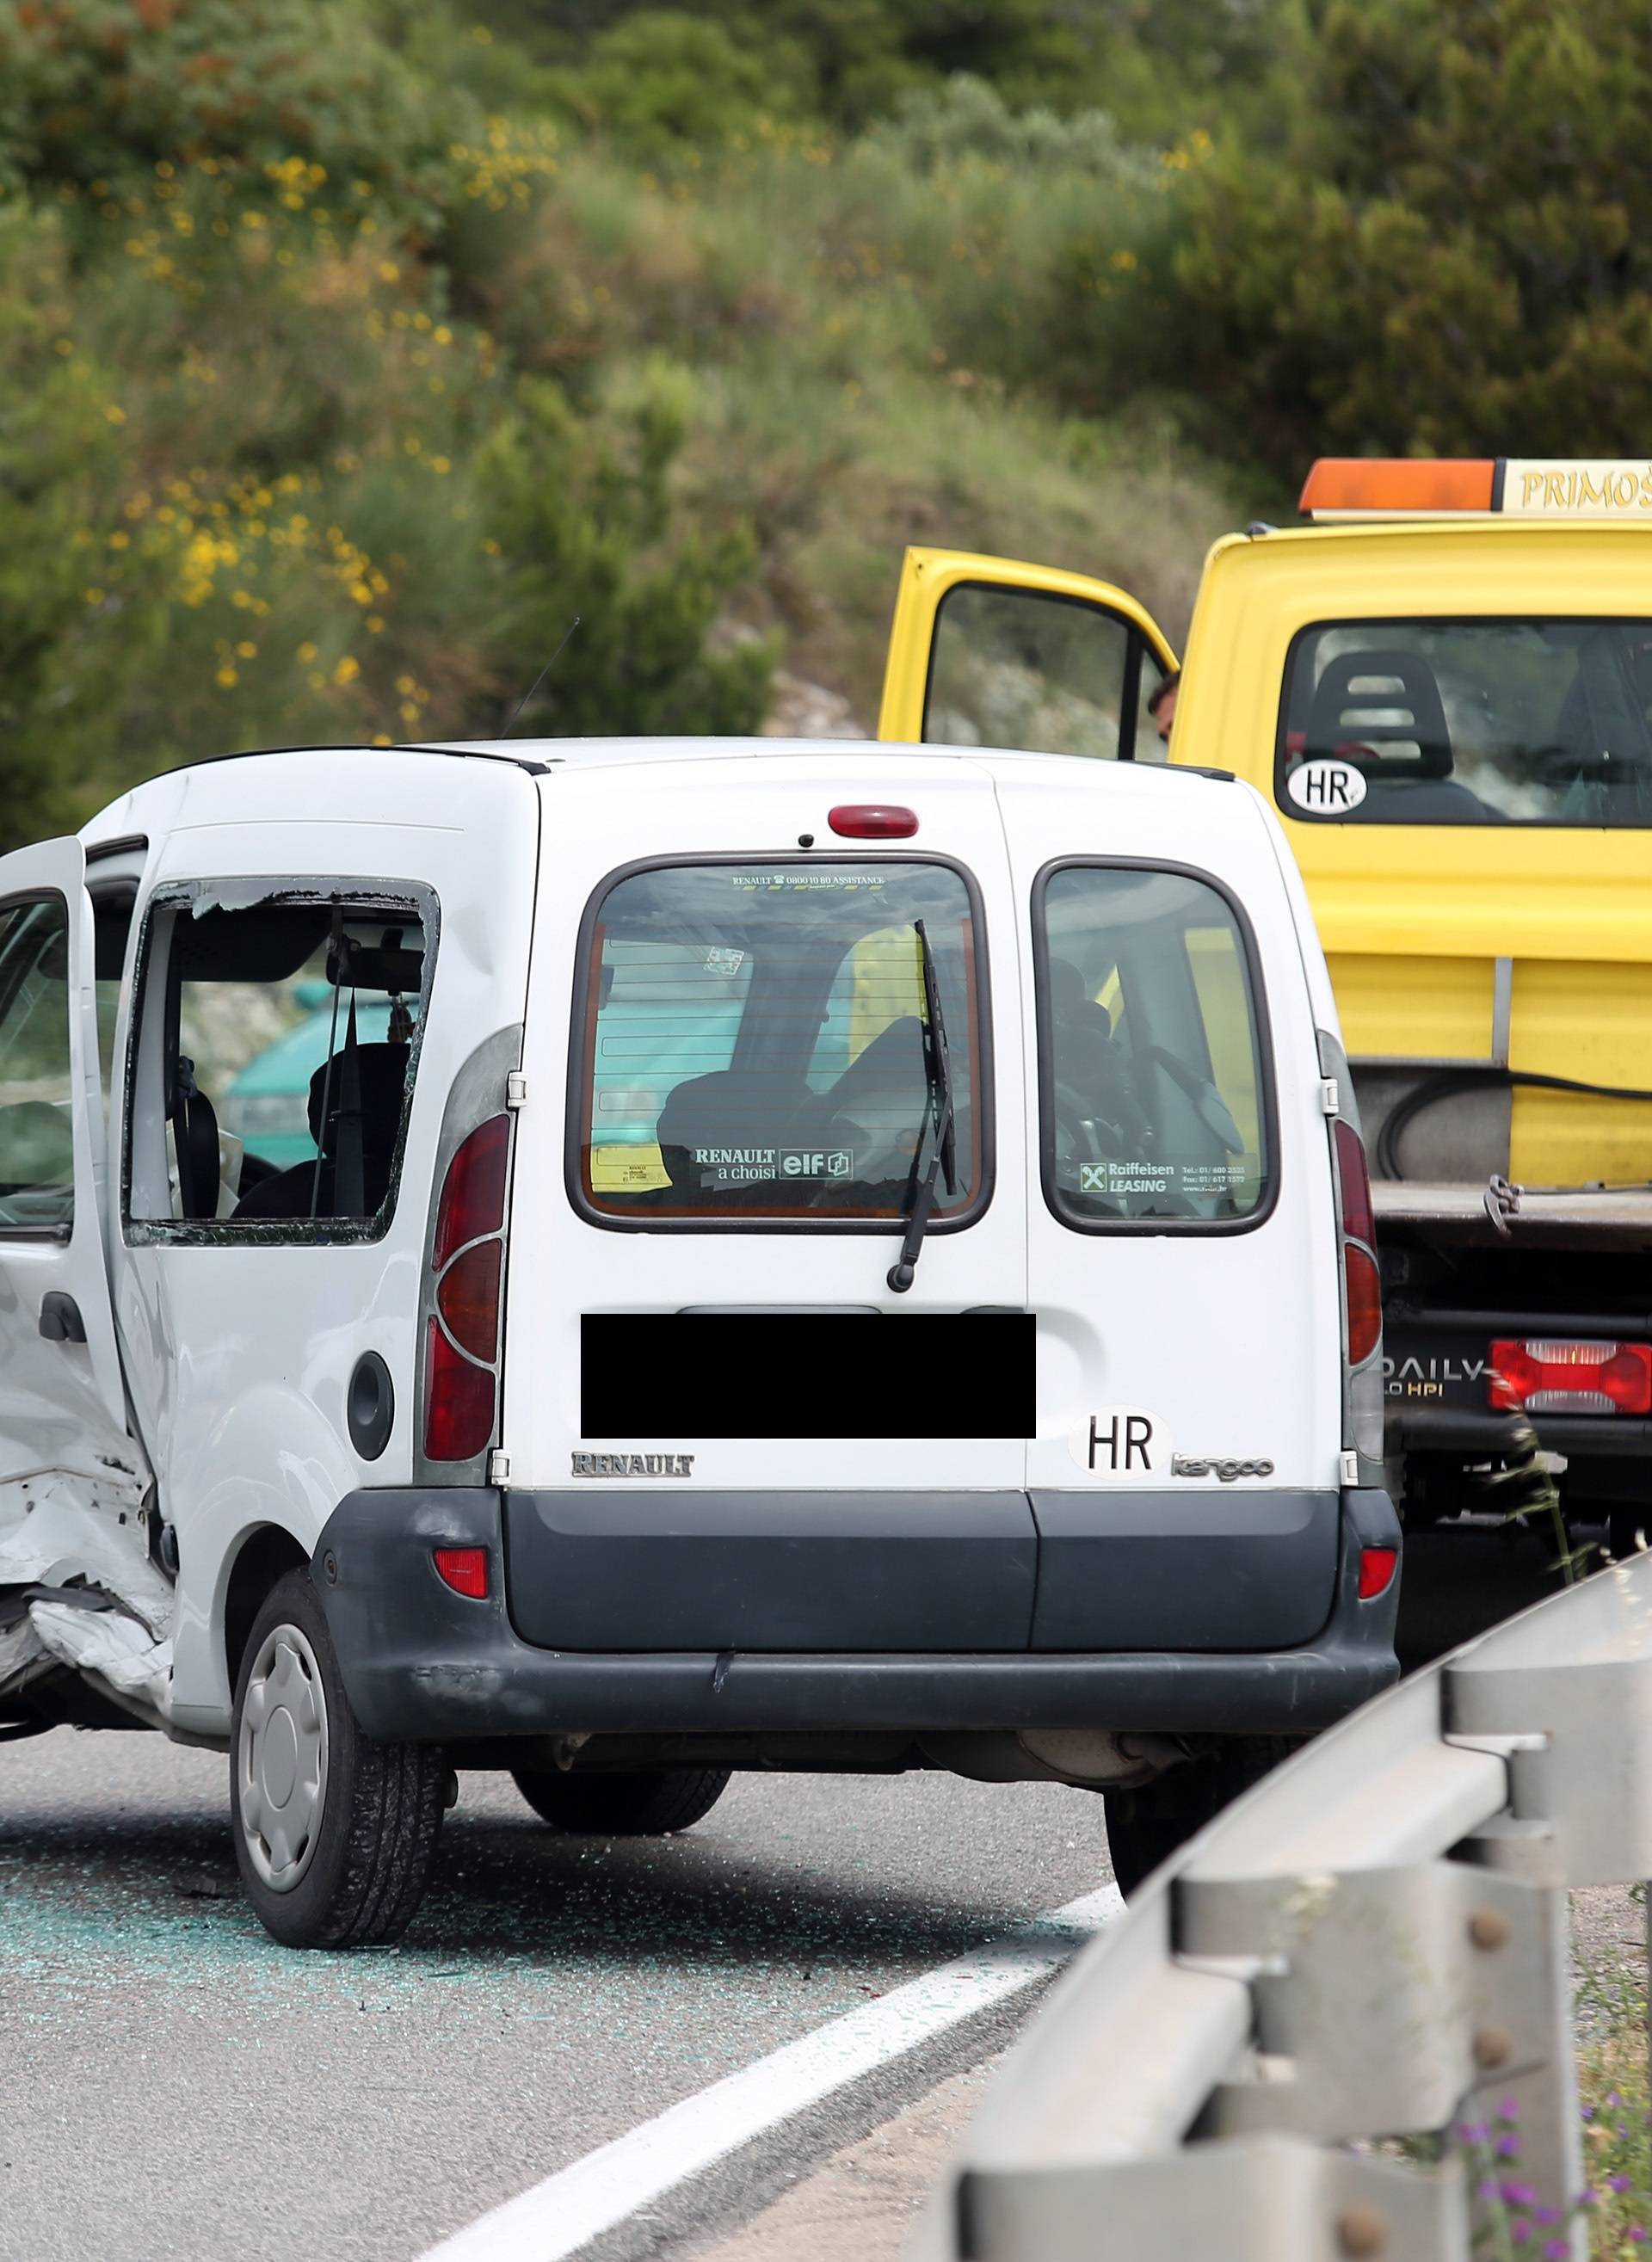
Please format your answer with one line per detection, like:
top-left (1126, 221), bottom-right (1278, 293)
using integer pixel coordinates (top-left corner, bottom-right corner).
top-left (1287, 757), bottom-right (1367, 816)
top-left (1069, 1408), bottom-right (1171, 1478)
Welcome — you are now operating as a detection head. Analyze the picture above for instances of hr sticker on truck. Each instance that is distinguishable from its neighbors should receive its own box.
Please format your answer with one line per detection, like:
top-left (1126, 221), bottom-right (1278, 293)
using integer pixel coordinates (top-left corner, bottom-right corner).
top-left (1286, 757), bottom-right (1367, 816)
top-left (1069, 1407), bottom-right (1172, 1477)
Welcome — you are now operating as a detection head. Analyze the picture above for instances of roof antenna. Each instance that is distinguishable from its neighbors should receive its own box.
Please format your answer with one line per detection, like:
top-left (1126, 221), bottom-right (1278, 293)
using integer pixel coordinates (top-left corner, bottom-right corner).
top-left (502, 616), bottom-right (581, 737)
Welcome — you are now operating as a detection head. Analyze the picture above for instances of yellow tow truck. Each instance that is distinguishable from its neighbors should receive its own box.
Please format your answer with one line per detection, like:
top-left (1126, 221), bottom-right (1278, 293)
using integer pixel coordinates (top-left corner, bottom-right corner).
top-left (878, 460), bottom-right (1652, 1543)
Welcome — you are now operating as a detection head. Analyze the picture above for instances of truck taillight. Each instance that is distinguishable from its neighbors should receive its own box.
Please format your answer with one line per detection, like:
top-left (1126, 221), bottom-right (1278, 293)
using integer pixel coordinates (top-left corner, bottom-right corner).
top-left (1489, 1338), bottom-right (1652, 1416)
top-left (424, 1113), bottom-right (510, 1462)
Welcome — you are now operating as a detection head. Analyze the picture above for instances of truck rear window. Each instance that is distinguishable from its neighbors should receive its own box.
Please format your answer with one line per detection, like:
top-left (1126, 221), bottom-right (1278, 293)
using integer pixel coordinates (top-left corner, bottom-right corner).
top-left (576, 859), bottom-right (987, 1224)
top-left (1036, 863), bottom-right (1272, 1231)
top-left (1279, 619), bottom-right (1652, 826)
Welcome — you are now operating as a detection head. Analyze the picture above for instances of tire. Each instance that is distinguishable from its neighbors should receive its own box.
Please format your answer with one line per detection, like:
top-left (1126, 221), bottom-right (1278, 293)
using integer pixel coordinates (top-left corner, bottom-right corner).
top-left (1101, 1737), bottom-right (1299, 1900)
top-left (231, 1568), bottom-right (447, 1949)
top-left (511, 1766), bottom-right (731, 1836)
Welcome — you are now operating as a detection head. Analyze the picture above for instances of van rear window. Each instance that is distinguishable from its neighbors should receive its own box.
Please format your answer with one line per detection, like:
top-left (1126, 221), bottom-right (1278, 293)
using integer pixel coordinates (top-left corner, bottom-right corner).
top-left (576, 860), bottom-right (986, 1225)
top-left (1279, 619), bottom-right (1652, 826)
top-left (1035, 863), bottom-right (1272, 1231)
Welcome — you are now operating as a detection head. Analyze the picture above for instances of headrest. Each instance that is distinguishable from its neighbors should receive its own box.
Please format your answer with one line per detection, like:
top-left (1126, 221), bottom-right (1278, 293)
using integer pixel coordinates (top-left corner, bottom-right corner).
top-left (308, 1043), bottom-right (410, 1159)
top-left (656, 1068), bottom-right (814, 1155)
top-left (1304, 648), bottom-right (1453, 780)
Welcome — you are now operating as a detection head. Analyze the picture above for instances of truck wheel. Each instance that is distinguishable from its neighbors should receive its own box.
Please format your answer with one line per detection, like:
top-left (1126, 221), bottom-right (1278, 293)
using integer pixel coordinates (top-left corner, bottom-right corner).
top-left (1101, 1737), bottom-right (1298, 1899)
top-left (231, 1568), bottom-right (447, 1949)
top-left (511, 1766), bottom-right (730, 1835)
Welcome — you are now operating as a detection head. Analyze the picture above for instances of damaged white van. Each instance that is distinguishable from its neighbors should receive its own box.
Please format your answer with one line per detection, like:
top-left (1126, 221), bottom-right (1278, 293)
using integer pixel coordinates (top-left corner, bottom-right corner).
top-left (0, 738), bottom-right (1399, 1945)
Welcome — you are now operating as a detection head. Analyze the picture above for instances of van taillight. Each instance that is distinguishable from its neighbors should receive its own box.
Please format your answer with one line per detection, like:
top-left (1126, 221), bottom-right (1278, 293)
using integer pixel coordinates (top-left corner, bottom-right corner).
top-left (1344, 1243), bottom-right (1383, 1366)
top-left (425, 1321), bottom-right (495, 1460)
top-left (425, 1113), bottom-right (510, 1462)
top-left (1334, 1119), bottom-right (1374, 1246)
top-left (1334, 1119), bottom-right (1381, 1366)
top-left (434, 1113), bottom-right (509, 1267)
top-left (1489, 1337), bottom-right (1652, 1416)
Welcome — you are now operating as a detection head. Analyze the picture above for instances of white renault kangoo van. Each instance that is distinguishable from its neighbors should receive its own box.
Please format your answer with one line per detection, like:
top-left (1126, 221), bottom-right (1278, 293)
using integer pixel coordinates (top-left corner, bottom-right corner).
top-left (0, 737), bottom-right (1398, 1943)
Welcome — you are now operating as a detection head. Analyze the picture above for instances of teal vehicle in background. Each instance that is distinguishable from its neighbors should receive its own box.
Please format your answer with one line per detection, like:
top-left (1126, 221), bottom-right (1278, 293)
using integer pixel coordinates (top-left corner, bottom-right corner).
top-left (222, 981), bottom-right (403, 1168)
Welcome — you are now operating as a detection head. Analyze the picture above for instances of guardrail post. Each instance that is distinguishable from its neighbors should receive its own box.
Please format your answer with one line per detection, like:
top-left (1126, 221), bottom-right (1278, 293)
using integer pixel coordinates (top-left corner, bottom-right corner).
top-left (1174, 1858), bottom-right (1580, 2244)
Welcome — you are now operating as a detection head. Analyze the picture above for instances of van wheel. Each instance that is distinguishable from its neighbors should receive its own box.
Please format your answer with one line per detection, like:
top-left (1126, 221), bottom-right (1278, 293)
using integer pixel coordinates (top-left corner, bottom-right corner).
top-left (511, 1766), bottom-right (730, 1835)
top-left (1101, 1737), bottom-right (1299, 1899)
top-left (231, 1569), bottom-right (447, 1948)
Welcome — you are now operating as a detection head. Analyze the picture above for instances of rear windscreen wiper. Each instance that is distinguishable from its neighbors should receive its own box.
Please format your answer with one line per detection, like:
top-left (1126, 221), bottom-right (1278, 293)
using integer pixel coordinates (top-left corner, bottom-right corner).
top-left (887, 918), bottom-right (958, 1294)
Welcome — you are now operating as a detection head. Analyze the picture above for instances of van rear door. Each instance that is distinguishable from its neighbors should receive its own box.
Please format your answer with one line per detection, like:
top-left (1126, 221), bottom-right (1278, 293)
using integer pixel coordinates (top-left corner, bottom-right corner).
top-left (0, 838), bottom-right (139, 1491)
top-left (502, 751), bottom-right (1033, 1654)
top-left (878, 548), bottom-right (1177, 760)
top-left (999, 765), bottom-right (1346, 1653)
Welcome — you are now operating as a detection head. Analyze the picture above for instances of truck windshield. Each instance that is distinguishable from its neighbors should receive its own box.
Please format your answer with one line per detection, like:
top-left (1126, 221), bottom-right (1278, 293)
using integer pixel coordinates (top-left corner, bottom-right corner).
top-left (576, 859), bottom-right (984, 1223)
top-left (1278, 619), bottom-right (1652, 827)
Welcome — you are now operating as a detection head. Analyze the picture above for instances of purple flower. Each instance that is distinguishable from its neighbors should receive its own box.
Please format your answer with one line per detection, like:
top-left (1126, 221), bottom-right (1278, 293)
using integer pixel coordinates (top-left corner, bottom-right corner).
top-left (1498, 2133), bottom-right (1523, 2156)
top-left (1500, 2098), bottom-right (1522, 2122)
top-left (1501, 2183), bottom-right (1538, 2208)
top-left (1461, 2121), bottom-right (1492, 2146)
top-left (1544, 2244), bottom-right (1568, 2261)
top-left (1479, 2177), bottom-right (1502, 2202)
top-left (1622, 2125), bottom-right (1633, 2139)
top-left (1533, 2207), bottom-right (1559, 2227)
top-left (1509, 2228), bottom-right (1531, 2249)
top-left (1581, 2105), bottom-right (1594, 2121)
top-left (1612, 2177), bottom-right (1633, 2195)
top-left (1610, 2093), bottom-right (1624, 2108)
top-left (1576, 2186), bottom-right (1597, 2207)
top-left (1630, 2228), bottom-right (1648, 2244)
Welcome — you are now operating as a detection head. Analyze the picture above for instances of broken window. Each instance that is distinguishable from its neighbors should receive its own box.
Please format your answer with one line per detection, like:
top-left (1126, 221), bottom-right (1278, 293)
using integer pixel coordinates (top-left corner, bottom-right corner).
top-left (125, 886), bottom-right (432, 1236)
top-left (0, 894), bottom-right (76, 1234)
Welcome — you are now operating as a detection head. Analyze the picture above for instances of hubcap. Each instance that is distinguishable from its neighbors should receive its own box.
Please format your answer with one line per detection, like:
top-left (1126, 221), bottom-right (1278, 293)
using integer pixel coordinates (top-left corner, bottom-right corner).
top-left (237, 1623), bottom-right (329, 1892)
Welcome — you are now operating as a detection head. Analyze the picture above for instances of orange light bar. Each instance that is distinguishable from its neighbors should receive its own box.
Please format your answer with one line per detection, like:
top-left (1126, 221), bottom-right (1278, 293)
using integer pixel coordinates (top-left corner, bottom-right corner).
top-left (1299, 459), bottom-right (1496, 518)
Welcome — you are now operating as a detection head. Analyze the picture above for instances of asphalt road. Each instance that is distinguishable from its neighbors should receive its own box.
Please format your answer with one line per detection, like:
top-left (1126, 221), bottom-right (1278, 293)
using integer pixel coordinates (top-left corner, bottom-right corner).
top-left (0, 1732), bottom-right (1118, 2262)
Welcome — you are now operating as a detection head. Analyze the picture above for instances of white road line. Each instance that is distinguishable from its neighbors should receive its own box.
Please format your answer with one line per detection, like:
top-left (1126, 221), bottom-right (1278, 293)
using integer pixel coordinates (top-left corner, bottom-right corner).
top-left (415, 1881), bottom-right (1124, 2262)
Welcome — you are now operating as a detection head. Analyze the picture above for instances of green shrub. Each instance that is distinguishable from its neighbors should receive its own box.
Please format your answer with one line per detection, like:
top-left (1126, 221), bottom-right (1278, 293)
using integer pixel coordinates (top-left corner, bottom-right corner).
top-left (1177, 0), bottom-right (1652, 465)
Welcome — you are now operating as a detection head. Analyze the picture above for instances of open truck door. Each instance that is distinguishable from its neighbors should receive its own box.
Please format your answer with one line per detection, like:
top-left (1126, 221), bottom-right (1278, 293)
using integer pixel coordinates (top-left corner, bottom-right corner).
top-left (877, 547), bottom-right (1177, 761)
top-left (0, 837), bottom-right (136, 1482)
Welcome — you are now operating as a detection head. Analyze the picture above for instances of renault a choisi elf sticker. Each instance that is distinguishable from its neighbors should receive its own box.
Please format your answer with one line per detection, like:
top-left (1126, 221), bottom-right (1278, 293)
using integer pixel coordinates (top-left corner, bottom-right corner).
top-left (693, 1146), bottom-right (854, 1186)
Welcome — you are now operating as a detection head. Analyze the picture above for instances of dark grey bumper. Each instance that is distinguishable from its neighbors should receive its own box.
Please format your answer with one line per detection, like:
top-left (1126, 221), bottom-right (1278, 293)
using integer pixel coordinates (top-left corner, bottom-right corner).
top-left (311, 1485), bottom-right (1402, 1743)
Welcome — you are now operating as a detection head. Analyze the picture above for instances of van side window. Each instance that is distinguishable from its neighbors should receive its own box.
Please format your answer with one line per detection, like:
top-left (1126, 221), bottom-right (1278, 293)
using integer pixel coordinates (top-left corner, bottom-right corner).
top-left (126, 887), bottom-right (431, 1237)
top-left (925, 585), bottom-right (1161, 762)
top-left (1035, 862), bottom-right (1273, 1232)
top-left (0, 895), bottom-right (75, 1235)
top-left (575, 859), bottom-right (989, 1225)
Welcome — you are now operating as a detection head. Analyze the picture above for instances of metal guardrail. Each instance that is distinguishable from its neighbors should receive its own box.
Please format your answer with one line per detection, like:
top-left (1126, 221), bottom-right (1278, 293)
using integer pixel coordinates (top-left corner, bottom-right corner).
top-left (915, 1552), bottom-right (1652, 2262)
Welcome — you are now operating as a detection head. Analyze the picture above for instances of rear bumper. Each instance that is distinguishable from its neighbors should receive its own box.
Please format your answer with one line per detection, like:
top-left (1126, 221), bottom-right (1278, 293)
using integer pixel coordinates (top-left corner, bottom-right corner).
top-left (312, 1485), bottom-right (1401, 1743)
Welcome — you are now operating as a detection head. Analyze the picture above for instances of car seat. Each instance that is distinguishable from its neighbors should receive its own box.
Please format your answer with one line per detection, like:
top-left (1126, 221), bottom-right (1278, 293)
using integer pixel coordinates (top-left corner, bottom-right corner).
top-left (1301, 649), bottom-right (1490, 820)
top-left (234, 1041), bottom-right (410, 1220)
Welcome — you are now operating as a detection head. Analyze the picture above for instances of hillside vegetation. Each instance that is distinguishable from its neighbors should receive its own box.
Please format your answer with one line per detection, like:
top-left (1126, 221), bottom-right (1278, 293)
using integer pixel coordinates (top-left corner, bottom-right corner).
top-left (2, 0), bottom-right (1648, 843)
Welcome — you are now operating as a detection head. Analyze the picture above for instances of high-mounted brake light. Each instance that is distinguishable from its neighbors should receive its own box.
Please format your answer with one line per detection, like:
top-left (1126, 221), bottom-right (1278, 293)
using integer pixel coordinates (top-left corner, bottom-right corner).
top-left (424, 1111), bottom-right (511, 1462)
top-left (433, 1545), bottom-right (489, 1599)
top-left (1301, 457), bottom-right (1652, 521)
top-left (829, 804), bottom-right (919, 840)
top-left (1489, 1337), bottom-right (1652, 1416)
